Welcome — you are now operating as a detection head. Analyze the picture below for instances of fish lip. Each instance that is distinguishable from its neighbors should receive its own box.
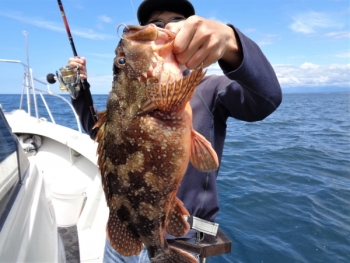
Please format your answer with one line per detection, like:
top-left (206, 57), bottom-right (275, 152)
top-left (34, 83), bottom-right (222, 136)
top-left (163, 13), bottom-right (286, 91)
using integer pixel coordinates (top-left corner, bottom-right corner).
top-left (120, 24), bottom-right (177, 41)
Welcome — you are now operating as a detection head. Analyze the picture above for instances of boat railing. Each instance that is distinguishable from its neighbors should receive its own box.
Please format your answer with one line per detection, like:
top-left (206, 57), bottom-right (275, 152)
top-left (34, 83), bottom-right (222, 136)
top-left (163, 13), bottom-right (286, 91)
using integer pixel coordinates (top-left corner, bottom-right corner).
top-left (0, 59), bottom-right (82, 133)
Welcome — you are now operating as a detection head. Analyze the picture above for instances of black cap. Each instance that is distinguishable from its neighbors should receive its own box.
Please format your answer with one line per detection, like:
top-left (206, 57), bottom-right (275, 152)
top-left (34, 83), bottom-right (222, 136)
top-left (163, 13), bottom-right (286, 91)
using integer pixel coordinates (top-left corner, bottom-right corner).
top-left (137, 0), bottom-right (195, 25)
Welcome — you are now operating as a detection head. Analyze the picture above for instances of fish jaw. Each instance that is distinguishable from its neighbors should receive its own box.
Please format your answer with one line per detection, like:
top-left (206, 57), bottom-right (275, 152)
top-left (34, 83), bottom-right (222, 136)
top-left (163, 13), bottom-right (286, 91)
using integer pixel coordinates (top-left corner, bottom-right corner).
top-left (114, 24), bottom-right (182, 86)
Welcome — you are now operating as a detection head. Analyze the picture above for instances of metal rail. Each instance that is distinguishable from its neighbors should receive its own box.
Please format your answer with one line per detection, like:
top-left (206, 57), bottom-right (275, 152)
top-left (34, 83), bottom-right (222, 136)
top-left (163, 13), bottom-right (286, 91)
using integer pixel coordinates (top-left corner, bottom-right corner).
top-left (0, 59), bottom-right (82, 133)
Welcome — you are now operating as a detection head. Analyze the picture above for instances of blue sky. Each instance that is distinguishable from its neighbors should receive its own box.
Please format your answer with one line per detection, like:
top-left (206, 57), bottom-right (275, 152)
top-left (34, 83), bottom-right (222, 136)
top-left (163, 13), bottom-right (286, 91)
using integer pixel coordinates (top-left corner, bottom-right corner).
top-left (0, 0), bottom-right (349, 94)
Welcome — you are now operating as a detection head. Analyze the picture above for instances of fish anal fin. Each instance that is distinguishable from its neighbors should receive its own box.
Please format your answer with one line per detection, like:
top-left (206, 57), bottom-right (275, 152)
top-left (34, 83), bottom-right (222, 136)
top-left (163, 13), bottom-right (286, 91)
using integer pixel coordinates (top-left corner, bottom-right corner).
top-left (146, 65), bottom-right (206, 112)
top-left (107, 208), bottom-right (142, 257)
top-left (190, 129), bottom-right (219, 172)
top-left (151, 247), bottom-right (197, 263)
top-left (166, 197), bottom-right (190, 237)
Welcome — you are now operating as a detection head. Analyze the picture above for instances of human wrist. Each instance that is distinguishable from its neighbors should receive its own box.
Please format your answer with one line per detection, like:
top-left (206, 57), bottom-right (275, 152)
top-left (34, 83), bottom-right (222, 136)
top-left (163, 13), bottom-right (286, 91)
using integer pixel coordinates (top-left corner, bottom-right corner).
top-left (220, 24), bottom-right (243, 70)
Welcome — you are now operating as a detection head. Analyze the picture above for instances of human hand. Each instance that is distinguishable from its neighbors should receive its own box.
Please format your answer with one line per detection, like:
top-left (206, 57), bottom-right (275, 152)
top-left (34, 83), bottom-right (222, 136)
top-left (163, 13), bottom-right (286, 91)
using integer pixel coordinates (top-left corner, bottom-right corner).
top-left (165, 16), bottom-right (243, 70)
top-left (67, 56), bottom-right (87, 80)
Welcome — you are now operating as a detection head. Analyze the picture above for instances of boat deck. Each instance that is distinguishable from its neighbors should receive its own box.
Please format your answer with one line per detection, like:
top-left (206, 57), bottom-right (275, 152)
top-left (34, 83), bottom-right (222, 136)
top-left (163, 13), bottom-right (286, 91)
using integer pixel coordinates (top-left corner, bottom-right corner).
top-left (58, 226), bottom-right (80, 263)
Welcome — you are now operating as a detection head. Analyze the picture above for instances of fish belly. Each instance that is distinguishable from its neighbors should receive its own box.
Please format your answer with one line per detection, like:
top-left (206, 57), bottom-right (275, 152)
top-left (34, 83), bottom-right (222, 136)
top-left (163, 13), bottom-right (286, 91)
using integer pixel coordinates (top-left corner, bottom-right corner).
top-left (102, 108), bottom-right (194, 260)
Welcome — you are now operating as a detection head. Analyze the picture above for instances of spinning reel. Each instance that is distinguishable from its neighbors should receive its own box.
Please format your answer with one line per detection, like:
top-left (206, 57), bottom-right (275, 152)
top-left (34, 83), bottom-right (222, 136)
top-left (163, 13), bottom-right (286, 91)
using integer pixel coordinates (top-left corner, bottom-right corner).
top-left (46, 65), bottom-right (80, 99)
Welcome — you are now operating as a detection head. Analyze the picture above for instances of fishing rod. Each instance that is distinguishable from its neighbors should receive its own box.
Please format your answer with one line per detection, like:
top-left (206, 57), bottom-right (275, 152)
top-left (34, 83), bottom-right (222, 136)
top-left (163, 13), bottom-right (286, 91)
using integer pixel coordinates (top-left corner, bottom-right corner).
top-left (55, 0), bottom-right (96, 123)
top-left (57, 0), bottom-right (78, 56)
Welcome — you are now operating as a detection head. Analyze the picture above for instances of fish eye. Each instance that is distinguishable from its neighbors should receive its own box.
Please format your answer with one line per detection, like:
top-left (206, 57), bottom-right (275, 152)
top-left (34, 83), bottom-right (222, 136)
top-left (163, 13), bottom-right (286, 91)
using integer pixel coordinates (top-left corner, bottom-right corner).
top-left (118, 58), bottom-right (126, 65)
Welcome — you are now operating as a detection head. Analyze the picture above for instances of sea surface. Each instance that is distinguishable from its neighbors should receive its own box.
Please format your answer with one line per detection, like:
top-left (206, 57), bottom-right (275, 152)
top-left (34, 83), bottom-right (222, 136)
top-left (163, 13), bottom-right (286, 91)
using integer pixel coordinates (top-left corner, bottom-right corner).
top-left (1, 92), bottom-right (349, 263)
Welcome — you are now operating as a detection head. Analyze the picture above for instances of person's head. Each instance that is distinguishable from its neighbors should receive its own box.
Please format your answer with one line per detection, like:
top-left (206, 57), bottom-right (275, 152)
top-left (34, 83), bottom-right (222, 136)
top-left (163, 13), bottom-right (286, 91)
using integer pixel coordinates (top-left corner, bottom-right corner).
top-left (137, 0), bottom-right (195, 26)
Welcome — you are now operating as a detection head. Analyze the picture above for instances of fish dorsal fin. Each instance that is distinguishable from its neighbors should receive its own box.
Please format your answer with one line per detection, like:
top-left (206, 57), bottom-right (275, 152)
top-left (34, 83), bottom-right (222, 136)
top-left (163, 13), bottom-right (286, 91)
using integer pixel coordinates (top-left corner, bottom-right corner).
top-left (92, 110), bottom-right (112, 201)
top-left (93, 110), bottom-right (108, 143)
top-left (190, 129), bottom-right (219, 172)
top-left (146, 66), bottom-right (206, 112)
top-left (166, 197), bottom-right (190, 237)
top-left (93, 110), bottom-right (108, 170)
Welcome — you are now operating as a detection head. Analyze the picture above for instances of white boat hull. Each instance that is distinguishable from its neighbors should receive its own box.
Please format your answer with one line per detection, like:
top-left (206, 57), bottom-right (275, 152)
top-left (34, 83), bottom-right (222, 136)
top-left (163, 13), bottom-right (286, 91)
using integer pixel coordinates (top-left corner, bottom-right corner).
top-left (3, 110), bottom-right (108, 262)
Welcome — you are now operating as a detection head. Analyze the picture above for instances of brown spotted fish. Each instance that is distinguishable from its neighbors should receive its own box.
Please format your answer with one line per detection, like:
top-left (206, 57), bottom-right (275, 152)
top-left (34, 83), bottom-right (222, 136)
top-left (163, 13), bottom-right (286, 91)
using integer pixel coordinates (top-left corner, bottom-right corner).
top-left (94, 24), bottom-right (219, 262)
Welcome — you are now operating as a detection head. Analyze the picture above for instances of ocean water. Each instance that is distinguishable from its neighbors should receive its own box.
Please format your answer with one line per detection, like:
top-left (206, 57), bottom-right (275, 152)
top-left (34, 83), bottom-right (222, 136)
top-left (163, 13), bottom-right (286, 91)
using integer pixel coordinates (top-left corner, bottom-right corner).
top-left (1, 92), bottom-right (349, 263)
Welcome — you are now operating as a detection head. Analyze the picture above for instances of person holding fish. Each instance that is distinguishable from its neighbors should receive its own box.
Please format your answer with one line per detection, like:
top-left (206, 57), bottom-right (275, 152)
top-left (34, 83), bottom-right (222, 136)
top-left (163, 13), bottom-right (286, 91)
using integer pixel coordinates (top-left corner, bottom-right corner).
top-left (68, 0), bottom-right (282, 262)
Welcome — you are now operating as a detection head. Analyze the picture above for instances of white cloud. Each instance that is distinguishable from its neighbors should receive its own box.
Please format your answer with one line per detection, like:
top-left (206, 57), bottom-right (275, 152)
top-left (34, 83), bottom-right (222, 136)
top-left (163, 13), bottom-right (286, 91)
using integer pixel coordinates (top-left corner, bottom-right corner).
top-left (244, 28), bottom-right (256, 33)
top-left (71, 29), bottom-right (115, 40)
top-left (290, 12), bottom-right (342, 34)
top-left (98, 15), bottom-right (113, 23)
top-left (206, 63), bottom-right (223, 76)
top-left (257, 34), bottom-right (277, 46)
top-left (207, 62), bottom-right (350, 89)
top-left (97, 15), bottom-right (113, 30)
top-left (0, 12), bottom-right (115, 40)
top-left (324, 31), bottom-right (350, 39)
top-left (273, 63), bottom-right (350, 88)
top-left (336, 51), bottom-right (350, 58)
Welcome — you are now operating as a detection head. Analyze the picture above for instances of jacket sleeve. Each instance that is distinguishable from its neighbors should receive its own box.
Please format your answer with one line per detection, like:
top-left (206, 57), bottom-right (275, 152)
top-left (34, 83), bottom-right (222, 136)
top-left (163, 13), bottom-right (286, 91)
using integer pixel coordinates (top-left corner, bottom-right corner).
top-left (215, 26), bottom-right (282, 121)
top-left (71, 82), bottom-right (99, 140)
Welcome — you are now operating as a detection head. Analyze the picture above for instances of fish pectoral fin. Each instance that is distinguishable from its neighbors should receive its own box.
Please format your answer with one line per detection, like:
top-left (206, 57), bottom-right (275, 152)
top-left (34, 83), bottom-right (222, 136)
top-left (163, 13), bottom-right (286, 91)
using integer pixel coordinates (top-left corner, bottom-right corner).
top-left (166, 197), bottom-right (190, 237)
top-left (137, 99), bottom-right (157, 115)
top-left (146, 65), bottom-right (206, 112)
top-left (190, 129), bottom-right (219, 172)
top-left (107, 208), bottom-right (142, 257)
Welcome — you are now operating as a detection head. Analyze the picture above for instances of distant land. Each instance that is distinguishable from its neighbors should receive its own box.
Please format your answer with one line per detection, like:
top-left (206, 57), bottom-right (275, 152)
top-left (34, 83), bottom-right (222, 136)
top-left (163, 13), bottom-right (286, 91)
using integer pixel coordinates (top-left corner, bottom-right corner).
top-left (282, 87), bottom-right (350, 94)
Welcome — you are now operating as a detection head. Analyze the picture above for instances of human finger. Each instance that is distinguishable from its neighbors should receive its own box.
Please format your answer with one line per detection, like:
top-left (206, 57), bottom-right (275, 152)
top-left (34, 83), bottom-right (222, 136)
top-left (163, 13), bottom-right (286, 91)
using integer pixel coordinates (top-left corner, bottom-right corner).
top-left (178, 18), bottom-right (235, 69)
top-left (186, 31), bottom-right (226, 69)
top-left (171, 16), bottom-right (210, 68)
top-left (166, 18), bottom-right (197, 57)
top-left (68, 57), bottom-right (87, 79)
top-left (165, 20), bottom-right (182, 34)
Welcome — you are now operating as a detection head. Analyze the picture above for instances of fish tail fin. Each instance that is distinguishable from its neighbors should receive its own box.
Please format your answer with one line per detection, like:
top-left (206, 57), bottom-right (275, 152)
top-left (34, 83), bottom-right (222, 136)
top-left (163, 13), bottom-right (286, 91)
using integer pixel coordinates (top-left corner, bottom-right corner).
top-left (166, 197), bottom-right (191, 237)
top-left (190, 129), bottom-right (219, 172)
top-left (151, 247), bottom-right (197, 263)
top-left (146, 65), bottom-right (206, 112)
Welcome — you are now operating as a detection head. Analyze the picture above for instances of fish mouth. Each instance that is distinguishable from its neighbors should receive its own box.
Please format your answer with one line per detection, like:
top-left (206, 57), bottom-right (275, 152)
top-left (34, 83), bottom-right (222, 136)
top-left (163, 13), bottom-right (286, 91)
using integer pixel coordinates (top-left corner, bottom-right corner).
top-left (121, 24), bottom-right (177, 42)
top-left (121, 24), bottom-right (183, 85)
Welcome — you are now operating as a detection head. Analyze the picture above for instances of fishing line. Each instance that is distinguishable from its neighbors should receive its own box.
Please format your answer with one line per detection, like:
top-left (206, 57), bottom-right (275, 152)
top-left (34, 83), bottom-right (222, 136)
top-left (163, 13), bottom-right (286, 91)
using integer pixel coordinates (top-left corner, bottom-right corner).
top-left (129, 0), bottom-right (137, 22)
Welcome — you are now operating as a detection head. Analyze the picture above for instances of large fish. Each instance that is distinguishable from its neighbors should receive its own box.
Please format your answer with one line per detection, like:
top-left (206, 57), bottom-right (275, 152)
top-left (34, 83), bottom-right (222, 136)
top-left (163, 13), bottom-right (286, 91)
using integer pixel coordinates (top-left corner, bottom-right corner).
top-left (94, 24), bottom-right (219, 262)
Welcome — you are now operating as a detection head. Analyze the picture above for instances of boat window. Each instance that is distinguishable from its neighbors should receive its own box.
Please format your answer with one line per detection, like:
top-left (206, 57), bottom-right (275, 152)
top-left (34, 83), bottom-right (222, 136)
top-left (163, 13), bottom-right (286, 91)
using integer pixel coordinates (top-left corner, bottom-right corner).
top-left (0, 109), bottom-right (24, 231)
top-left (0, 110), bottom-right (18, 201)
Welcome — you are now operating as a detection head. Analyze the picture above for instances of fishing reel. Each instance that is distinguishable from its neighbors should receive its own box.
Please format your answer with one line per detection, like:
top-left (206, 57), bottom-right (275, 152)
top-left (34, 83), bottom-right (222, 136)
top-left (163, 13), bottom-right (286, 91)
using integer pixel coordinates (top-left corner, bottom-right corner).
top-left (47, 65), bottom-right (80, 99)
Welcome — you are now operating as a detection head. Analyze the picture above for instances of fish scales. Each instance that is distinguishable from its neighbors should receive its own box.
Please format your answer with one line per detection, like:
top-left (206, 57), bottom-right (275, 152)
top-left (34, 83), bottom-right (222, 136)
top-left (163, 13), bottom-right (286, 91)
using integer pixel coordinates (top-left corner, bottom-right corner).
top-left (94, 24), bottom-right (219, 262)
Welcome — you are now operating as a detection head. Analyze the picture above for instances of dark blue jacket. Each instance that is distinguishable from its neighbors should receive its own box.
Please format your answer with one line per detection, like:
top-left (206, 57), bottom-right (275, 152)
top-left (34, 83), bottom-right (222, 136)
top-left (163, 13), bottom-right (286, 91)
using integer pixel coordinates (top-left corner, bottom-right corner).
top-left (71, 27), bottom-right (282, 236)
